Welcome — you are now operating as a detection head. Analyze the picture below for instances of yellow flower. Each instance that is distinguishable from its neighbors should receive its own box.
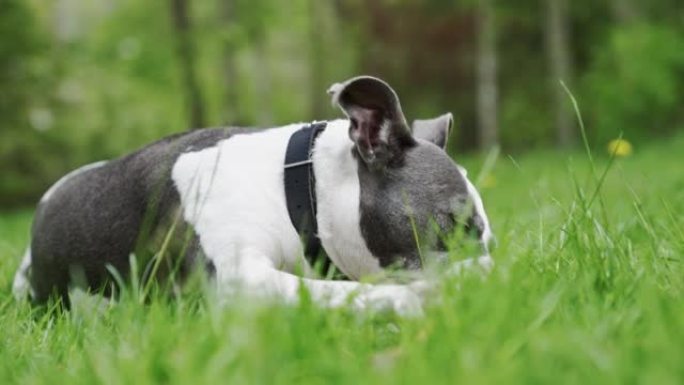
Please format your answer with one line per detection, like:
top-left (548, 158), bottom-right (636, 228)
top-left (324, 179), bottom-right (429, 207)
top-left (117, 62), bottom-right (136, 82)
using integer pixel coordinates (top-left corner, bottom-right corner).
top-left (481, 174), bottom-right (497, 189)
top-left (607, 139), bottom-right (633, 157)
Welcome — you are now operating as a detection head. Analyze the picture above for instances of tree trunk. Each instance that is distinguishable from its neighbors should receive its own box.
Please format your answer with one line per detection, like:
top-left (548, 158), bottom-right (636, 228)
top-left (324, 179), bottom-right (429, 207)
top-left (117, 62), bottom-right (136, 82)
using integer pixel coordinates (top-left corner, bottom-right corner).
top-left (308, 0), bottom-right (326, 120)
top-left (170, 0), bottom-right (205, 129)
top-left (545, 0), bottom-right (574, 147)
top-left (476, 0), bottom-right (498, 150)
top-left (54, 0), bottom-right (76, 43)
top-left (253, 37), bottom-right (273, 126)
top-left (220, 0), bottom-right (243, 125)
top-left (610, 0), bottom-right (640, 23)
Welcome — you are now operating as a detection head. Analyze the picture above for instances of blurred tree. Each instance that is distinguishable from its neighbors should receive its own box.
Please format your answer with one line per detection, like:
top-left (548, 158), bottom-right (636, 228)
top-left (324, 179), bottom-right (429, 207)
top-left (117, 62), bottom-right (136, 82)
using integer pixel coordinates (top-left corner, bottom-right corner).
top-left (170, 0), bottom-right (205, 129)
top-left (236, 0), bottom-right (277, 126)
top-left (610, 0), bottom-right (640, 23)
top-left (253, 37), bottom-right (273, 125)
top-left (237, 0), bottom-right (275, 125)
top-left (545, 0), bottom-right (575, 147)
top-left (582, 23), bottom-right (684, 143)
top-left (220, 0), bottom-right (244, 125)
top-left (476, 0), bottom-right (499, 149)
top-left (0, 0), bottom-right (57, 206)
top-left (2, 0), bottom-right (684, 207)
top-left (308, 0), bottom-right (326, 119)
top-left (54, 0), bottom-right (77, 43)
top-left (340, 1), bottom-right (478, 150)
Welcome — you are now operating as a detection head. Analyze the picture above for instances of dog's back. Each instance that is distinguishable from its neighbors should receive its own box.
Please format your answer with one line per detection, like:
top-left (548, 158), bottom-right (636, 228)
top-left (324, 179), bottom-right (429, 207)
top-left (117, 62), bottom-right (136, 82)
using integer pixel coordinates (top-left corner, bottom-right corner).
top-left (15, 127), bottom-right (246, 303)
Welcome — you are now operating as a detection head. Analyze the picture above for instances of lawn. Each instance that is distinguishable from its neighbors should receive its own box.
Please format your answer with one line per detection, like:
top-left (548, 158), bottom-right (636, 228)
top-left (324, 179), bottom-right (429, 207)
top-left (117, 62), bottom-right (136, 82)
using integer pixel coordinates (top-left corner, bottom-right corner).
top-left (1, 134), bottom-right (682, 384)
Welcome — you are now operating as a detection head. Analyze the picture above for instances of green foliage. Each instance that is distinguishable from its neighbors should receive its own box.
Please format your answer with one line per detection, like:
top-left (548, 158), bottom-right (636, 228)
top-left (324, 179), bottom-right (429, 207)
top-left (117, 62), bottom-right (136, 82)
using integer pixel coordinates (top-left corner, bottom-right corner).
top-left (0, 0), bottom-right (54, 205)
top-left (1, 0), bottom-right (684, 205)
top-left (0, 0), bottom-right (42, 121)
top-left (582, 23), bottom-right (684, 143)
top-left (0, 0), bottom-right (189, 206)
top-left (1, 135), bottom-right (683, 384)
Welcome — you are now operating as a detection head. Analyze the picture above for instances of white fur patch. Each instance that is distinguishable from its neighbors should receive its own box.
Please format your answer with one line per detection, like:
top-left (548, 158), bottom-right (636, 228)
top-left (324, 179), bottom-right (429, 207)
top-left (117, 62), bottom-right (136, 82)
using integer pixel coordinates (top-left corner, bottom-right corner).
top-left (312, 119), bottom-right (383, 280)
top-left (12, 248), bottom-right (34, 300)
top-left (447, 254), bottom-right (494, 275)
top-left (172, 123), bottom-right (305, 275)
top-left (462, 173), bottom-right (494, 250)
top-left (172, 120), bottom-right (381, 281)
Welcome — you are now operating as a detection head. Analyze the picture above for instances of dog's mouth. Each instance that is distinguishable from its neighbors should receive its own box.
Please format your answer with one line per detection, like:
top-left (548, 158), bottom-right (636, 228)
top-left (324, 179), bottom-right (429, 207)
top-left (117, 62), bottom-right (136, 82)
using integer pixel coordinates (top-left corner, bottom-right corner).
top-left (378, 251), bottom-right (494, 284)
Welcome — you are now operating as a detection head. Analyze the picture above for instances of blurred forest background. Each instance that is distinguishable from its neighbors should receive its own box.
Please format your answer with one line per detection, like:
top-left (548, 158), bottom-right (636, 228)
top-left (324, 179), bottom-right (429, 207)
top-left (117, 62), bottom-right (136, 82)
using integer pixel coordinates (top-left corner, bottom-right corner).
top-left (1, 0), bottom-right (683, 207)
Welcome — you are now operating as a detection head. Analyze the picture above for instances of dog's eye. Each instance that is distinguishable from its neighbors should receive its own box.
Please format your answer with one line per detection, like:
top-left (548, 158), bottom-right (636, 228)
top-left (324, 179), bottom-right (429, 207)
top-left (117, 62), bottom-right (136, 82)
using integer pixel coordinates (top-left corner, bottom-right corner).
top-left (434, 237), bottom-right (448, 252)
top-left (464, 215), bottom-right (485, 239)
top-left (450, 213), bottom-right (484, 240)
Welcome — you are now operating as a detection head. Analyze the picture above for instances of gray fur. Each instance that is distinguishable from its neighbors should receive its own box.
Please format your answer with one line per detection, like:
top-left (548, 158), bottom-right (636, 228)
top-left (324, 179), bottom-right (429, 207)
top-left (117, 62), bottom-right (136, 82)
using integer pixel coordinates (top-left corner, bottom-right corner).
top-left (28, 127), bottom-right (250, 303)
top-left (357, 141), bottom-right (473, 269)
top-left (412, 113), bottom-right (453, 150)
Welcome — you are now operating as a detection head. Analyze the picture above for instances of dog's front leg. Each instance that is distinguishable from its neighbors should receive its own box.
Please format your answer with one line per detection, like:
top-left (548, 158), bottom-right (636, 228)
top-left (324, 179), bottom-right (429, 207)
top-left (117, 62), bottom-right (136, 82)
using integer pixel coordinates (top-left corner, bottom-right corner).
top-left (214, 252), bottom-right (423, 316)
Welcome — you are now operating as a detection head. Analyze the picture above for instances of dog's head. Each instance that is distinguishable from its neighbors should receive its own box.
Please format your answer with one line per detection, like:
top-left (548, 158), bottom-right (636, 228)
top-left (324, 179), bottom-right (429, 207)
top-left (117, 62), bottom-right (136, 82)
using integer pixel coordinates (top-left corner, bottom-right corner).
top-left (329, 76), bottom-right (493, 270)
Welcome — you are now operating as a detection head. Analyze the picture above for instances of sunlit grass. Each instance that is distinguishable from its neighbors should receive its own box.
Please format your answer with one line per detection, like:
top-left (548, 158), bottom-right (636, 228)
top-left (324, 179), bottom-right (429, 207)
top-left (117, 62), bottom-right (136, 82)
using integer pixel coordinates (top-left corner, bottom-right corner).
top-left (1, 133), bottom-right (683, 384)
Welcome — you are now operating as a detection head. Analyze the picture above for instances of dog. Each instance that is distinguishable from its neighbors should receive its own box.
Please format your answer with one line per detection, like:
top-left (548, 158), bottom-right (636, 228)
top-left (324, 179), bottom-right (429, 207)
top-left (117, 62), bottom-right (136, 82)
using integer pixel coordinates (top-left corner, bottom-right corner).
top-left (12, 76), bottom-right (493, 315)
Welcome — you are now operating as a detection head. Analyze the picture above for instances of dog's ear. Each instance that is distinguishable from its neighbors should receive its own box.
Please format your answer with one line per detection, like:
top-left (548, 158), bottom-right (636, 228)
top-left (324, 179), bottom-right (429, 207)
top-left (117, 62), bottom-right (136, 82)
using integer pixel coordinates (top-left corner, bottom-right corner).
top-left (328, 76), bottom-right (415, 170)
top-left (411, 113), bottom-right (453, 150)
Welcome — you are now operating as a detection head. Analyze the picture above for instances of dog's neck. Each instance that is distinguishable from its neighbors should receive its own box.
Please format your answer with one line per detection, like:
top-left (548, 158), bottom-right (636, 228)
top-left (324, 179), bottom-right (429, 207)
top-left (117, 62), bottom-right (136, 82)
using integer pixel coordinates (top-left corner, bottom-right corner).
top-left (312, 120), bottom-right (384, 280)
top-left (283, 122), bottom-right (329, 272)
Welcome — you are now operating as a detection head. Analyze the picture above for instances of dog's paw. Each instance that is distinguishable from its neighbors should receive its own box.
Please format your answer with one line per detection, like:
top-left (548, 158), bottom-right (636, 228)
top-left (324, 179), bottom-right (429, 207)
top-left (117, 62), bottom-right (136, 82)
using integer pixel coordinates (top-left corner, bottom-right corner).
top-left (447, 255), bottom-right (494, 276)
top-left (408, 279), bottom-right (439, 299)
top-left (359, 285), bottom-right (424, 317)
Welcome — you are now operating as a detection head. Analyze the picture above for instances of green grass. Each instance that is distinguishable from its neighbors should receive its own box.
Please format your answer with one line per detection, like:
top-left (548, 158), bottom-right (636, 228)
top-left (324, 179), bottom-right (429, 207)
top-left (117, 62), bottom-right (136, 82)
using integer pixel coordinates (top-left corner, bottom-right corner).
top-left (1, 134), bottom-right (683, 385)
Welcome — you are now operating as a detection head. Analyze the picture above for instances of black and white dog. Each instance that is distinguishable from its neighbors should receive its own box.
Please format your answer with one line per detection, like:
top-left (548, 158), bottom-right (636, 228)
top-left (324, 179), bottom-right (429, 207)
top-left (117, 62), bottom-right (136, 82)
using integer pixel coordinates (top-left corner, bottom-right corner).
top-left (13, 76), bottom-right (493, 315)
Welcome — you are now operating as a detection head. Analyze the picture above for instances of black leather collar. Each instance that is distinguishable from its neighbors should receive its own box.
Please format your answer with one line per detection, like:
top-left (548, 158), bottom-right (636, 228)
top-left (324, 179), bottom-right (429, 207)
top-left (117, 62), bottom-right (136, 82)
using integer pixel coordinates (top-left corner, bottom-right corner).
top-left (284, 122), bottom-right (332, 274)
